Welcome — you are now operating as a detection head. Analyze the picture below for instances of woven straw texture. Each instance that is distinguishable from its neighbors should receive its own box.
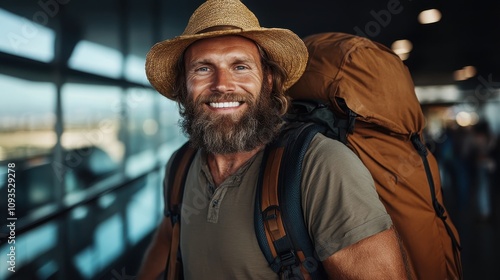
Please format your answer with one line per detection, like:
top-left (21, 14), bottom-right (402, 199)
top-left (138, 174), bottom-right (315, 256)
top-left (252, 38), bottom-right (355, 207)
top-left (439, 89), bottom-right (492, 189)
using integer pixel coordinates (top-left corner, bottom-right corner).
top-left (145, 0), bottom-right (308, 100)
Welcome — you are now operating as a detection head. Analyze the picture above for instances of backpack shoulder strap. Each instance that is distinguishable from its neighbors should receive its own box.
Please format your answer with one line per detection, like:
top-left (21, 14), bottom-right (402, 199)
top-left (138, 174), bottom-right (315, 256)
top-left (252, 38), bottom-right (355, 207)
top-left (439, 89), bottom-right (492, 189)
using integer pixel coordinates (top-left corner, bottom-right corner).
top-left (165, 142), bottom-right (197, 280)
top-left (255, 122), bottom-right (329, 279)
top-left (165, 141), bottom-right (197, 222)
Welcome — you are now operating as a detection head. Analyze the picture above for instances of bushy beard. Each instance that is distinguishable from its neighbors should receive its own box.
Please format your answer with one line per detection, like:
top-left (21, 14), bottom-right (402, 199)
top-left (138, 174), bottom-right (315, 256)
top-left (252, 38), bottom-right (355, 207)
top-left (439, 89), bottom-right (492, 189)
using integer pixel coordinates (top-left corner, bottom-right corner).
top-left (180, 86), bottom-right (284, 154)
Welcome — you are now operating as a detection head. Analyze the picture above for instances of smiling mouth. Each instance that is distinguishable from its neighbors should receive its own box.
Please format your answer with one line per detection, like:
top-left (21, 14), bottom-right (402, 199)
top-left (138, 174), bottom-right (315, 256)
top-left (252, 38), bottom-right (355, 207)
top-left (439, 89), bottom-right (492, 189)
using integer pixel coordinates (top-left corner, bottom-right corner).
top-left (208, 101), bottom-right (243, 108)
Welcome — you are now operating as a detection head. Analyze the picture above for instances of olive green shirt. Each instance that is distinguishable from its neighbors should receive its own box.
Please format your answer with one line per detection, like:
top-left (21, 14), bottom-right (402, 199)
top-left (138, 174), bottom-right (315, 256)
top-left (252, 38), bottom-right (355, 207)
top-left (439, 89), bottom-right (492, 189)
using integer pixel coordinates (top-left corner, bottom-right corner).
top-left (165, 133), bottom-right (392, 279)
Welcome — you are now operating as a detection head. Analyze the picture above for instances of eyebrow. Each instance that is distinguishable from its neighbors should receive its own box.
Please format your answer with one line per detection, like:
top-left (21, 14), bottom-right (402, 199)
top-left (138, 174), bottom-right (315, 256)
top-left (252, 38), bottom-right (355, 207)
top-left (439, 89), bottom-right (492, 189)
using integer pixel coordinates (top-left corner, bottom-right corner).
top-left (231, 57), bottom-right (257, 65)
top-left (187, 59), bottom-right (212, 68)
top-left (187, 56), bottom-right (258, 70)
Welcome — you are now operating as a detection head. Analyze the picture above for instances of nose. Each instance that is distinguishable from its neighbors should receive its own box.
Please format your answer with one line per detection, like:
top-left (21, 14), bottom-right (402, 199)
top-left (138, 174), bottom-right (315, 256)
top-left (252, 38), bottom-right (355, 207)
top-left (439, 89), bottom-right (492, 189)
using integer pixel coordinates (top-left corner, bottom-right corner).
top-left (210, 69), bottom-right (235, 93)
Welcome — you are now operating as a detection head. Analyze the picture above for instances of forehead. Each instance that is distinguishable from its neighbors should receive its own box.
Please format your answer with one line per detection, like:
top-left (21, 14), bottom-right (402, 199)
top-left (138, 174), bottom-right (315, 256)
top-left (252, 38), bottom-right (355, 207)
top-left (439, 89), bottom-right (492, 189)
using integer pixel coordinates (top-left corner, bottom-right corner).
top-left (184, 35), bottom-right (261, 61)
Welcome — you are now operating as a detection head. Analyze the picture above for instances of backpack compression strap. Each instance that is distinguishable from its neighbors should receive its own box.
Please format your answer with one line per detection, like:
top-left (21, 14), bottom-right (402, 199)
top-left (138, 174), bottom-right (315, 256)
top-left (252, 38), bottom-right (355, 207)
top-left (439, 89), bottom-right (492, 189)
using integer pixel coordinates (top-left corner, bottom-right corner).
top-left (410, 134), bottom-right (463, 278)
top-left (165, 142), bottom-right (197, 280)
top-left (255, 122), bottom-right (329, 279)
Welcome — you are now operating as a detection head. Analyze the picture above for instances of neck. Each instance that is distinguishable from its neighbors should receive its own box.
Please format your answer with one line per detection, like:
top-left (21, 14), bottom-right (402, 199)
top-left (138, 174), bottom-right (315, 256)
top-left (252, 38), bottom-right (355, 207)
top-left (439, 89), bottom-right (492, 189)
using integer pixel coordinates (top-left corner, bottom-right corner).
top-left (207, 145), bottom-right (263, 187)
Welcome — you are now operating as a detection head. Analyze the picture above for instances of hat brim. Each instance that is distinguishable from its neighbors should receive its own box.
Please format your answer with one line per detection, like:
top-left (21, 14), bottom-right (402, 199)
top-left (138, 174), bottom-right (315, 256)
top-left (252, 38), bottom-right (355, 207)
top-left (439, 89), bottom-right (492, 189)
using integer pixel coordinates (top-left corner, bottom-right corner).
top-left (145, 28), bottom-right (308, 100)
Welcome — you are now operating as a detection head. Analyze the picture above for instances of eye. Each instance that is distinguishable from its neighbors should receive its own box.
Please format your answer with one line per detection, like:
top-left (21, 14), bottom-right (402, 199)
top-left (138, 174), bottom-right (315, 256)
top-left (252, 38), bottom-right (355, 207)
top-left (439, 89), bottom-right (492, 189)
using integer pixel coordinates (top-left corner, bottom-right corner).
top-left (195, 66), bottom-right (210, 72)
top-left (235, 65), bottom-right (248, 71)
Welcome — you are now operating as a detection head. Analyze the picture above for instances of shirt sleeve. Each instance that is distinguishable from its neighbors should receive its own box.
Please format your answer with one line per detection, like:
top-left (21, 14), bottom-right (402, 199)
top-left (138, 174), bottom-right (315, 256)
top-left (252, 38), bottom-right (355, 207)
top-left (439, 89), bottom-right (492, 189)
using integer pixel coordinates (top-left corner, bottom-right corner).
top-left (301, 133), bottom-right (393, 261)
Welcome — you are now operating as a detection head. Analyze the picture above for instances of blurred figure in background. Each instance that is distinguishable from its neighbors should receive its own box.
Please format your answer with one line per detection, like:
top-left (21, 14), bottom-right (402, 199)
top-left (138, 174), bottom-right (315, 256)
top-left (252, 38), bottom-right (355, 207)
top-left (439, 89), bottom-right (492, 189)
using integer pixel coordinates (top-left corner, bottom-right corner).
top-left (470, 121), bottom-right (497, 222)
top-left (435, 123), bottom-right (474, 216)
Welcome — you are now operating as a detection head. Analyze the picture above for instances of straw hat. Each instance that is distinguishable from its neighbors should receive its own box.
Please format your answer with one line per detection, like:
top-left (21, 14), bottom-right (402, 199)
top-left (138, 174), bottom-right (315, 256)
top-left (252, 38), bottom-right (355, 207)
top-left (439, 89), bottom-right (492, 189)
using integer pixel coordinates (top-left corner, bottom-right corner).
top-left (145, 0), bottom-right (308, 100)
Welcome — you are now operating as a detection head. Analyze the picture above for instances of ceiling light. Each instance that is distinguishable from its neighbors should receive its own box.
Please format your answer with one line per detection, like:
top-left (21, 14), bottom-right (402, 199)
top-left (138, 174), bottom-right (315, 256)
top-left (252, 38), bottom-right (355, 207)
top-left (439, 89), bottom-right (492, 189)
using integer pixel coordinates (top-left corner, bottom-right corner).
top-left (418, 9), bottom-right (442, 24)
top-left (453, 69), bottom-right (467, 81)
top-left (391, 39), bottom-right (413, 54)
top-left (397, 53), bottom-right (410, 61)
top-left (455, 111), bottom-right (479, 127)
top-left (463, 65), bottom-right (477, 78)
top-left (456, 111), bottom-right (472, 127)
top-left (453, 65), bottom-right (477, 81)
top-left (391, 39), bottom-right (413, 60)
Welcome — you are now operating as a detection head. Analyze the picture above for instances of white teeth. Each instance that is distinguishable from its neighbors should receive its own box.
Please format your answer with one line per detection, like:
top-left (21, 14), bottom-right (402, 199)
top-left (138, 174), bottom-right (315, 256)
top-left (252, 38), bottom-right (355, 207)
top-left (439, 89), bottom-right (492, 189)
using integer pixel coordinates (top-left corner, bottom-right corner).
top-left (209, 102), bottom-right (241, 108)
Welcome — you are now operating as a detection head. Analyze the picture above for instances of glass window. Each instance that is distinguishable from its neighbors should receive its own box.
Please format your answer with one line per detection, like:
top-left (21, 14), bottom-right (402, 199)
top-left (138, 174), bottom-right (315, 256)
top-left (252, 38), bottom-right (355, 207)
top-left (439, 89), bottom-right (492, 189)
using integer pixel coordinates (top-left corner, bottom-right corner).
top-left (61, 83), bottom-right (124, 190)
top-left (68, 40), bottom-right (123, 79)
top-left (0, 74), bottom-right (56, 161)
top-left (484, 102), bottom-right (500, 135)
top-left (126, 0), bottom-right (151, 86)
top-left (71, 212), bottom-right (125, 279)
top-left (0, 222), bottom-right (59, 280)
top-left (125, 55), bottom-right (148, 85)
top-left (126, 87), bottom-right (157, 154)
top-left (126, 172), bottom-right (162, 245)
top-left (158, 96), bottom-right (186, 163)
top-left (0, 74), bottom-right (58, 220)
top-left (125, 88), bottom-right (158, 177)
top-left (0, 8), bottom-right (55, 63)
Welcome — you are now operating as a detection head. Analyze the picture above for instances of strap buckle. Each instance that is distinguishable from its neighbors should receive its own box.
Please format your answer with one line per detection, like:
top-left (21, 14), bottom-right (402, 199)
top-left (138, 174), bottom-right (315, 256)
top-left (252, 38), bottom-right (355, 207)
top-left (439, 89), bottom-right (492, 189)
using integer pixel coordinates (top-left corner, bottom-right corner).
top-left (279, 250), bottom-right (297, 267)
top-left (279, 250), bottom-right (304, 280)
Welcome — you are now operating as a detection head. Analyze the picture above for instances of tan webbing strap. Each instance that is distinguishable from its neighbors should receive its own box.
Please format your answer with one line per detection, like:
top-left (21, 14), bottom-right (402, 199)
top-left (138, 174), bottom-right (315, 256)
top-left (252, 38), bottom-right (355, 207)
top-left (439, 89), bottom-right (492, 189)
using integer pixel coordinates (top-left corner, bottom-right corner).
top-left (297, 251), bottom-right (311, 279)
top-left (261, 145), bottom-right (312, 279)
top-left (167, 146), bottom-right (197, 280)
top-left (261, 147), bottom-right (287, 258)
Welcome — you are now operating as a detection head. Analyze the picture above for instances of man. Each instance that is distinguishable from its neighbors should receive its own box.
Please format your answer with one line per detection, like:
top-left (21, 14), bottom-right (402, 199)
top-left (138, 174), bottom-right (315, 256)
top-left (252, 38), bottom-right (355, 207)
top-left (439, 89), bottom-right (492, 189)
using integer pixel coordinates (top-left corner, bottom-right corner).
top-left (138, 0), bottom-right (410, 279)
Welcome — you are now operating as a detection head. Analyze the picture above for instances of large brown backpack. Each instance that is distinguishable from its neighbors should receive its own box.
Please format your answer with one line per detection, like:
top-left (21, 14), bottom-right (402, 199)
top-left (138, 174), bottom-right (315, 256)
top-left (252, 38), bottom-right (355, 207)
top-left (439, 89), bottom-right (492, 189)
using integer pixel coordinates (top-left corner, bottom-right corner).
top-left (163, 32), bottom-right (462, 280)
top-left (287, 32), bottom-right (462, 280)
